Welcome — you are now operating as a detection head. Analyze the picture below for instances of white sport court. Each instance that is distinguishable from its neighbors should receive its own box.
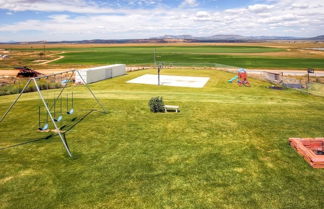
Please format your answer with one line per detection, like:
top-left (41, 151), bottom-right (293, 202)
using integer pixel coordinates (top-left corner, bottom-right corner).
top-left (127, 74), bottom-right (210, 88)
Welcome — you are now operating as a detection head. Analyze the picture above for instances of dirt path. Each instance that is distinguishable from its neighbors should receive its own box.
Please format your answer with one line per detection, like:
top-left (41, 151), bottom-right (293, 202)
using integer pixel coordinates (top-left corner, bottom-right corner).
top-left (0, 68), bottom-right (74, 76)
top-left (36, 55), bottom-right (64, 65)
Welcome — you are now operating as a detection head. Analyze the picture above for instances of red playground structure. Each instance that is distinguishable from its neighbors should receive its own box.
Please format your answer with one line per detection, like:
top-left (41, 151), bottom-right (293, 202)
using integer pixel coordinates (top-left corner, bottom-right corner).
top-left (228, 68), bottom-right (250, 87)
top-left (237, 68), bottom-right (250, 87)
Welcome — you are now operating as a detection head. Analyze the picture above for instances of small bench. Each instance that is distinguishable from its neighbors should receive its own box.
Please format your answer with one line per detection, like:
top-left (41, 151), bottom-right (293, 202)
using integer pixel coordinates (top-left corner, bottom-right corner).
top-left (164, 105), bottom-right (180, 112)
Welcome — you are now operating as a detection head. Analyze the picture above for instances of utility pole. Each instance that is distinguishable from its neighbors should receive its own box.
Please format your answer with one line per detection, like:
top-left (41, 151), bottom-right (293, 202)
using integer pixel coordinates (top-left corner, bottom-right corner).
top-left (307, 68), bottom-right (314, 84)
top-left (158, 64), bottom-right (162, 86)
top-left (43, 40), bottom-right (46, 57)
top-left (153, 48), bottom-right (156, 67)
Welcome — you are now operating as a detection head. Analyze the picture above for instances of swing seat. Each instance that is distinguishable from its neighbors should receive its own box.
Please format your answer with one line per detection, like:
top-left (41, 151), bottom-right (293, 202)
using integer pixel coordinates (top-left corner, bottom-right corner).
top-left (67, 109), bottom-right (74, 115)
top-left (39, 123), bottom-right (49, 131)
top-left (61, 80), bottom-right (69, 85)
top-left (55, 115), bottom-right (63, 122)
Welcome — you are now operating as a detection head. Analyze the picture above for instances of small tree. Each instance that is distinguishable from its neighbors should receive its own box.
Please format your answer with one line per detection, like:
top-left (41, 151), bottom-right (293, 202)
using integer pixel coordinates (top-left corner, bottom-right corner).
top-left (148, 96), bottom-right (165, 113)
top-left (38, 52), bottom-right (45, 58)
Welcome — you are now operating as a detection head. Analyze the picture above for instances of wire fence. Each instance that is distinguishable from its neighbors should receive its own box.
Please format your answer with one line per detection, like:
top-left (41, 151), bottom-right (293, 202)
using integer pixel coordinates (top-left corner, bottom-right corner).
top-left (0, 73), bottom-right (75, 96)
top-left (2, 62), bottom-right (324, 97)
top-left (303, 83), bottom-right (324, 97)
top-left (157, 62), bottom-right (324, 97)
top-left (156, 61), bottom-right (237, 69)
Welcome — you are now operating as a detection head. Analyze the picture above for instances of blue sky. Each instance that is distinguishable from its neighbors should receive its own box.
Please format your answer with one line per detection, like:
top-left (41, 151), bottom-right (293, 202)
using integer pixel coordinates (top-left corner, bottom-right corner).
top-left (0, 0), bottom-right (323, 42)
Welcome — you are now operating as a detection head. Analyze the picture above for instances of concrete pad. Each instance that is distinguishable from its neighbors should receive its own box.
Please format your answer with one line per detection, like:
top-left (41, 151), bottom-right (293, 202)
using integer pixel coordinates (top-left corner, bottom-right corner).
top-left (127, 74), bottom-right (210, 88)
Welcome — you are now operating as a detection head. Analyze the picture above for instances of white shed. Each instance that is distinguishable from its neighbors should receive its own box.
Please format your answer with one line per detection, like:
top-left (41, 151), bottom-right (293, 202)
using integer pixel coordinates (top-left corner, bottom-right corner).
top-left (75, 64), bottom-right (126, 84)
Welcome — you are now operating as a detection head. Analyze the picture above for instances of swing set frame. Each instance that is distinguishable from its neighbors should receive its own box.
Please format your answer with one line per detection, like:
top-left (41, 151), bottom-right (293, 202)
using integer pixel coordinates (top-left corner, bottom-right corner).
top-left (0, 70), bottom-right (107, 158)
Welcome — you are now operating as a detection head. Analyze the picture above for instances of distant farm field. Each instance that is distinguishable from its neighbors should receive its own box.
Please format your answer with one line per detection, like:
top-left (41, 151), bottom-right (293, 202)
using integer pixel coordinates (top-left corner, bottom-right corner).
top-left (2, 44), bottom-right (324, 70)
top-left (54, 50), bottom-right (324, 69)
top-left (19, 46), bottom-right (285, 53)
top-left (49, 46), bottom-right (324, 69)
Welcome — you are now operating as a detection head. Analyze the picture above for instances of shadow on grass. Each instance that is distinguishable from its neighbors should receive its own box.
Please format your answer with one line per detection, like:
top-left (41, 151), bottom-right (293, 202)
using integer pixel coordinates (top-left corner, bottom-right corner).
top-left (0, 135), bottom-right (54, 151)
top-left (61, 109), bottom-right (96, 134)
top-left (0, 109), bottom-right (99, 151)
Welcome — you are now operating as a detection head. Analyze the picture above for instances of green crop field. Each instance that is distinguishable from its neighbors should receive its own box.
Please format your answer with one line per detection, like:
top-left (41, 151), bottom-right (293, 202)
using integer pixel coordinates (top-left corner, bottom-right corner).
top-left (19, 45), bottom-right (284, 53)
top-left (48, 46), bottom-right (324, 69)
top-left (3, 45), bottom-right (324, 70)
top-left (0, 69), bottom-right (323, 209)
top-left (54, 51), bottom-right (324, 69)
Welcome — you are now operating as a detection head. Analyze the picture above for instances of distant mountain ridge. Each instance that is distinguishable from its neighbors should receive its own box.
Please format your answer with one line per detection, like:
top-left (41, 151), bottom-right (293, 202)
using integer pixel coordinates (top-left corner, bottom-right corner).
top-left (1, 34), bottom-right (323, 44)
top-left (307, 35), bottom-right (324, 40)
top-left (154, 34), bottom-right (324, 41)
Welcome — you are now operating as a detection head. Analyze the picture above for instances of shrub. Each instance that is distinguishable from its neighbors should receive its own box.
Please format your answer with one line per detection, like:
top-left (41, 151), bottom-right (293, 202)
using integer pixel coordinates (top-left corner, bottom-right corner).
top-left (148, 97), bottom-right (165, 113)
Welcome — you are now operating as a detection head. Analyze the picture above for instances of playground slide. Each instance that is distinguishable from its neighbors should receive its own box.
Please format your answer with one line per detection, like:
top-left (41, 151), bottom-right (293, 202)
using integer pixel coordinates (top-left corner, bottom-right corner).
top-left (228, 75), bottom-right (238, 83)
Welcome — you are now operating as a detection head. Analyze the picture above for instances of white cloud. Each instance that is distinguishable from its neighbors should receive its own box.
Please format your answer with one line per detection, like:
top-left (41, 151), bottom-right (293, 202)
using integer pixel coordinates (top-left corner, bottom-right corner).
top-left (127, 0), bottom-right (161, 6)
top-left (247, 4), bottom-right (274, 13)
top-left (194, 11), bottom-right (213, 21)
top-left (196, 11), bottom-right (209, 17)
top-left (180, 0), bottom-right (198, 8)
top-left (290, 3), bottom-right (309, 9)
top-left (0, 0), bottom-right (115, 13)
top-left (0, 0), bottom-right (323, 41)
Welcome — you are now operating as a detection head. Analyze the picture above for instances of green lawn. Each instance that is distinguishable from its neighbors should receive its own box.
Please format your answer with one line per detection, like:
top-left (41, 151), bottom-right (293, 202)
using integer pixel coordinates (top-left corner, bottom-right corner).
top-left (0, 69), bottom-right (324, 209)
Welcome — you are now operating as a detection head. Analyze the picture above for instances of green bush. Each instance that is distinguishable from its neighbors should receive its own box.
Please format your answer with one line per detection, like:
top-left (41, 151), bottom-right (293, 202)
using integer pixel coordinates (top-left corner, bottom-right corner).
top-left (148, 97), bottom-right (165, 113)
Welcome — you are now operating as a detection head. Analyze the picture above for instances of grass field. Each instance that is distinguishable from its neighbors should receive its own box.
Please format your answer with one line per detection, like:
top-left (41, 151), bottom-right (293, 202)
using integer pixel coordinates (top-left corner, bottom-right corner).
top-left (0, 69), bottom-right (323, 209)
top-left (54, 50), bottom-right (324, 69)
top-left (1, 44), bottom-right (324, 70)
top-left (48, 46), bottom-right (324, 69)
top-left (16, 45), bottom-right (285, 53)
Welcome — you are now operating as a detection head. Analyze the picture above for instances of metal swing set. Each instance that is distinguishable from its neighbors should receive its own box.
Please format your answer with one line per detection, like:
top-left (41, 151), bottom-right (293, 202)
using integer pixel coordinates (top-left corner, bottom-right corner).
top-left (0, 70), bottom-right (107, 157)
top-left (38, 93), bottom-right (67, 131)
